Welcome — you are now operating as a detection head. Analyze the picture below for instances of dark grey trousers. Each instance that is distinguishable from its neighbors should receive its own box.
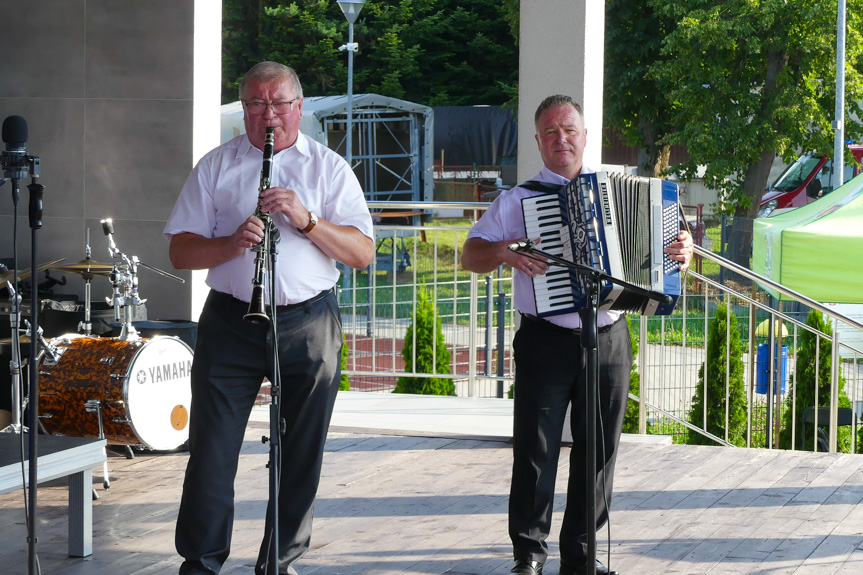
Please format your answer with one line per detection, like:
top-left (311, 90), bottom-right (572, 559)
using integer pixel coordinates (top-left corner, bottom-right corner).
top-left (176, 289), bottom-right (342, 575)
top-left (509, 316), bottom-right (632, 566)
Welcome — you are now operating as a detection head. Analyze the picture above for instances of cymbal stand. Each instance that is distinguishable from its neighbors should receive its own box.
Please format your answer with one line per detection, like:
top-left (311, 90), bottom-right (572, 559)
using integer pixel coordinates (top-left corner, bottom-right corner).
top-left (78, 230), bottom-right (94, 335)
top-left (1, 281), bottom-right (26, 434)
top-left (79, 275), bottom-right (94, 335)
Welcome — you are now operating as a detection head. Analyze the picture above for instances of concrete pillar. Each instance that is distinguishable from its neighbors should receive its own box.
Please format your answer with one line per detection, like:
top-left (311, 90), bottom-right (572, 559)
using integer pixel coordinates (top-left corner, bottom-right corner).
top-left (517, 0), bottom-right (605, 183)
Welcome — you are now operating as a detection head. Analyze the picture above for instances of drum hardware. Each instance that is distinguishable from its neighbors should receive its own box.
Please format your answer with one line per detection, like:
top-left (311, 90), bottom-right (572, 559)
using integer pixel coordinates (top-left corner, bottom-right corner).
top-left (23, 320), bottom-right (60, 364)
top-left (100, 218), bottom-right (185, 341)
top-left (1, 282), bottom-right (27, 434)
top-left (84, 399), bottom-right (111, 491)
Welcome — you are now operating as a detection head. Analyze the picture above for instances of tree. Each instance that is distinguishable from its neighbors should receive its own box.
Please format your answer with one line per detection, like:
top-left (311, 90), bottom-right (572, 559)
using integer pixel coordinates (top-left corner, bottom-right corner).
top-left (687, 302), bottom-right (748, 446)
top-left (778, 309), bottom-right (855, 451)
top-left (394, 286), bottom-right (455, 395)
top-left (221, 0), bottom-right (519, 106)
top-left (650, 0), bottom-right (863, 268)
top-left (605, 1), bottom-right (678, 177)
top-left (222, 0), bottom-right (266, 103)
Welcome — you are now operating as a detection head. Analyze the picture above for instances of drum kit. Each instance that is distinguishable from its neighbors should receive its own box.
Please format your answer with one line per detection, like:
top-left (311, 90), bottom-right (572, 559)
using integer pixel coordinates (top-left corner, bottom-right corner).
top-left (2, 221), bottom-right (193, 484)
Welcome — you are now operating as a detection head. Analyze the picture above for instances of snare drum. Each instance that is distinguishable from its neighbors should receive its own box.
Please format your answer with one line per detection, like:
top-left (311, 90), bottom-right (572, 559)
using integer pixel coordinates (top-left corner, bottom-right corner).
top-left (38, 334), bottom-right (193, 450)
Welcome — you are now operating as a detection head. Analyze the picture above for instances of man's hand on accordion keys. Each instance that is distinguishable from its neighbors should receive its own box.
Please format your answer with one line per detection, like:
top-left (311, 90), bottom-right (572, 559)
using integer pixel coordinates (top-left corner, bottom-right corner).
top-left (664, 230), bottom-right (694, 272)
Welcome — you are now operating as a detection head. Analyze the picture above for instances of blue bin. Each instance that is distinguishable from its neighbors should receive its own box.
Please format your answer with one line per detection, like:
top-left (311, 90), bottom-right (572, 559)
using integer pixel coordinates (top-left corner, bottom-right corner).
top-left (756, 343), bottom-right (788, 395)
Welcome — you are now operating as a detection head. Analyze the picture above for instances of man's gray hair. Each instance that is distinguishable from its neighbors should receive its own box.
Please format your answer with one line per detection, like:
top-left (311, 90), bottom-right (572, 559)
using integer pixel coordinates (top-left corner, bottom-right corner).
top-left (239, 61), bottom-right (304, 100)
top-left (534, 95), bottom-right (583, 125)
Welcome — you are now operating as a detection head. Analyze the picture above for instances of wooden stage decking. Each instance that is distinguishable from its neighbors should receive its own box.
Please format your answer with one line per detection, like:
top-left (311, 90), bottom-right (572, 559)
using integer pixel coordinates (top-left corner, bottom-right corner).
top-left (2, 423), bottom-right (863, 575)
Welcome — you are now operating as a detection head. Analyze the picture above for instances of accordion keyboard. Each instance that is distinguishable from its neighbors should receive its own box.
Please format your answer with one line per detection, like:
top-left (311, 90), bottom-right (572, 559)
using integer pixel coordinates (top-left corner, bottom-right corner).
top-left (522, 194), bottom-right (577, 315)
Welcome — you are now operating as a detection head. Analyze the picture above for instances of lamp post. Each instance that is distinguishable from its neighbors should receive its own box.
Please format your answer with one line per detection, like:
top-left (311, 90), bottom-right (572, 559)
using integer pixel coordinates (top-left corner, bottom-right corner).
top-left (338, 0), bottom-right (365, 169)
top-left (832, 0), bottom-right (846, 192)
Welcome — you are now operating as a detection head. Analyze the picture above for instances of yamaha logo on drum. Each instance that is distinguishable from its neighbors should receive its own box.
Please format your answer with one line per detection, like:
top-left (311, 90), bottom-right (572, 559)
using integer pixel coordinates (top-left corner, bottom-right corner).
top-left (136, 359), bottom-right (194, 384)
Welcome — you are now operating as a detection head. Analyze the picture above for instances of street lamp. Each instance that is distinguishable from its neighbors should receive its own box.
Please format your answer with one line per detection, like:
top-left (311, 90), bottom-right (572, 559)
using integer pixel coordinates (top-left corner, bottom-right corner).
top-left (338, 0), bottom-right (365, 169)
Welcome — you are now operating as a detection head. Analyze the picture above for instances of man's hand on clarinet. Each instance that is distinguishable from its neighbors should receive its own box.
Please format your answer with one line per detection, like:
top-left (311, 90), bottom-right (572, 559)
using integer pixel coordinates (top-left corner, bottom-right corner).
top-left (231, 215), bottom-right (265, 251)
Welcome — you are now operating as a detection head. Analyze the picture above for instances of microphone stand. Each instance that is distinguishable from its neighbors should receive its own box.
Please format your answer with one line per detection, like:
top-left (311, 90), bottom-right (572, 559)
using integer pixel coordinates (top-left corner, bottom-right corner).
top-left (27, 168), bottom-right (44, 575)
top-left (510, 242), bottom-right (671, 575)
top-left (261, 221), bottom-right (283, 575)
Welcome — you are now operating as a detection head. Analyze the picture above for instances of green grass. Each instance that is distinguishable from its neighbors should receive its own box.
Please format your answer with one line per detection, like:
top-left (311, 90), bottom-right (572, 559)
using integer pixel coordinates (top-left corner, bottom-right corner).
top-left (698, 225), bottom-right (723, 278)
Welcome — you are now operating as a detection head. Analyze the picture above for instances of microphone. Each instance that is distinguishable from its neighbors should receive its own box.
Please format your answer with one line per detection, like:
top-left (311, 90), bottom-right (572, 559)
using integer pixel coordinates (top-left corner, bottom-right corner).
top-left (507, 239), bottom-right (535, 252)
top-left (2, 116), bottom-right (31, 180)
top-left (2, 115), bottom-right (27, 153)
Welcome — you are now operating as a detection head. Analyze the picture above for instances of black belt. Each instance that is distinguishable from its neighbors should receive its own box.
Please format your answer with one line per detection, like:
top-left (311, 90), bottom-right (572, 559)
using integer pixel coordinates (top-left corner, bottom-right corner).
top-left (519, 312), bottom-right (621, 336)
top-left (213, 289), bottom-right (332, 313)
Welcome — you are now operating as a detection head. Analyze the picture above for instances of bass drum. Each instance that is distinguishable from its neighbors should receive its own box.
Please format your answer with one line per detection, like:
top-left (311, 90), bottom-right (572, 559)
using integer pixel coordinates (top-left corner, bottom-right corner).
top-left (39, 334), bottom-right (193, 450)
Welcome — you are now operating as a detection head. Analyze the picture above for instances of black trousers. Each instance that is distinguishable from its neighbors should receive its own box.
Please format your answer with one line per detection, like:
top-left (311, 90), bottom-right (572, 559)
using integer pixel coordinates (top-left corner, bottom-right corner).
top-left (509, 315), bottom-right (632, 566)
top-left (176, 289), bottom-right (342, 575)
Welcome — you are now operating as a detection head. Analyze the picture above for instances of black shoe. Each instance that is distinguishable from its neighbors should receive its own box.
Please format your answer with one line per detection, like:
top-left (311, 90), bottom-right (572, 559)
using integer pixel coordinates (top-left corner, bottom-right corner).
top-left (510, 559), bottom-right (544, 574)
top-left (559, 559), bottom-right (618, 575)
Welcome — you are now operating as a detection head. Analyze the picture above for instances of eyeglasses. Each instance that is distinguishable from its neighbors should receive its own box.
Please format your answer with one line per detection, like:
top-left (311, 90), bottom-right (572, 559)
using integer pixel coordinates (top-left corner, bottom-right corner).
top-left (242, 98), bottom-right (299, 116)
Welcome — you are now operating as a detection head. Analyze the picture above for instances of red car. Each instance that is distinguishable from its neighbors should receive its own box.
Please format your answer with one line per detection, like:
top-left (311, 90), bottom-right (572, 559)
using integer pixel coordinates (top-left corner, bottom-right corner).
top-left (758, 145), bottom-right (863, 217)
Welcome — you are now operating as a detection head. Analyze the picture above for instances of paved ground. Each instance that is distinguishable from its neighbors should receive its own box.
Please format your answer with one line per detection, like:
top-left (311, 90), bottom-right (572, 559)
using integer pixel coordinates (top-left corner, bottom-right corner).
top-left (2, 392), bottom-right (863, 575)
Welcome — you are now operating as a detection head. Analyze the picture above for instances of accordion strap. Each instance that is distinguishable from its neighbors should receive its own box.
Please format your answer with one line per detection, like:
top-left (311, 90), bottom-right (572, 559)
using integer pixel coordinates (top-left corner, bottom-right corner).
top-left (518, 180), bottom-right (564, 194)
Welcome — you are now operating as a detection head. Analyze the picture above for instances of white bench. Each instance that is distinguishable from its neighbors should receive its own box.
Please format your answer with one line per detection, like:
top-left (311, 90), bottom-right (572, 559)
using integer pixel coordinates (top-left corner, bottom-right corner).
top-left (0, 434), bottom-right (107, 557)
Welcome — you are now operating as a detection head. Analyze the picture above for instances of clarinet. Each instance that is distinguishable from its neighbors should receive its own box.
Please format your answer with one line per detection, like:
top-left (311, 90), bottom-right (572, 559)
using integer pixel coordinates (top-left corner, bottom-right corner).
top-left (244, 127), bottom-right (278, 324)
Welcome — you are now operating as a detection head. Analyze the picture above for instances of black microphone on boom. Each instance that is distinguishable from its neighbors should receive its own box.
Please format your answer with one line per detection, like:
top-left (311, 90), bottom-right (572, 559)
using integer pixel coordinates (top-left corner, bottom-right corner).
top-left (2, 115), bottom-right (32, 181)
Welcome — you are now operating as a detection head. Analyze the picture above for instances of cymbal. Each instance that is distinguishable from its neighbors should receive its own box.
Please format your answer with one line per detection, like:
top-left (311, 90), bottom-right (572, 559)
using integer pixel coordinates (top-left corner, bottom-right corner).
top-left (0, 258), bottom-right (66, 286)
top-left (53, 258), bottom-right (115, 276)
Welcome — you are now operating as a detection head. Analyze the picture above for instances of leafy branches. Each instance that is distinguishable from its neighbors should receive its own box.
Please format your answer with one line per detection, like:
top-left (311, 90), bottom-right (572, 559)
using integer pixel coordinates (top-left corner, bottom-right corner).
top-left (221, 0), bottom-right (518, 106)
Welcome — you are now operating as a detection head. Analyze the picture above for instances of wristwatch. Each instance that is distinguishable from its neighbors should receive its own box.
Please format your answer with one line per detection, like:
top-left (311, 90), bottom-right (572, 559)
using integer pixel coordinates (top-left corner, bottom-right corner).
top-left (298, 211), bottom-right (318, 233)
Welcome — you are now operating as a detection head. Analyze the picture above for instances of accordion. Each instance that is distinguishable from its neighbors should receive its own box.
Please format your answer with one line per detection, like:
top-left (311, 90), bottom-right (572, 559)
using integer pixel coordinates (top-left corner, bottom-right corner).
top-left (521, 171), bottom-right (682, 317)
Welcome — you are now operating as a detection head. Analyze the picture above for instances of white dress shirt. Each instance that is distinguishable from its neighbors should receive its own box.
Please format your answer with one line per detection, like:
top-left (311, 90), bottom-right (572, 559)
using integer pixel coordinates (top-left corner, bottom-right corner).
top-left (164, 132), bottom-right (373, 306)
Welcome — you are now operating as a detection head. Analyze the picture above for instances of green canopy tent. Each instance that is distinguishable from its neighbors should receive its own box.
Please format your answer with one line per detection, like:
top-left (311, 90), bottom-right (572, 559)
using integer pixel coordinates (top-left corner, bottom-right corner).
top-left (752, 173), bottom-right (863, 304)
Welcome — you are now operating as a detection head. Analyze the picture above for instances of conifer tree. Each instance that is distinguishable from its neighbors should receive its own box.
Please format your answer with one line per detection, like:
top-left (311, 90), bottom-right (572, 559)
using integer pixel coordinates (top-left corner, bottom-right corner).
top-left (779, 310), bottom-right (855, 452)
top-left (394, 287), bottom-right (454, 395)
top-left (687, 302), bottom-right (747, 446)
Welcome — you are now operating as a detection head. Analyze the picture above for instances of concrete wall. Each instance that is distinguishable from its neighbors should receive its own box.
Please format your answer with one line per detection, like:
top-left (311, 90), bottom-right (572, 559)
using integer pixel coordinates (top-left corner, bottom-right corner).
top-left (517, 0), bottom-right (605, 183)
top-left (0, 0), bottom-right (220, 323)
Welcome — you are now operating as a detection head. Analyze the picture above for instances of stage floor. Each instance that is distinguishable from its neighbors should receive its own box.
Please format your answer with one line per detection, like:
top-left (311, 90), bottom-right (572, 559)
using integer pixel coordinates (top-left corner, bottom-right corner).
top-left (2, 394), bottom-right (863, 574)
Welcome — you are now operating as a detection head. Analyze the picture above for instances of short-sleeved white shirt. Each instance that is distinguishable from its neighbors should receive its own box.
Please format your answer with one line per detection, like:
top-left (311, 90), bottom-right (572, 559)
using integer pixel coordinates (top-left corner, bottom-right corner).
top-left (164, 132), bottom-right (373, 306)
top-left (467, 166), bottom-right (620, 330)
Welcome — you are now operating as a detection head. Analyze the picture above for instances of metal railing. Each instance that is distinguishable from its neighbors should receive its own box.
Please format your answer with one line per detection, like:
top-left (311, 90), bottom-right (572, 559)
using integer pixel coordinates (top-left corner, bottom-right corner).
top-left (339, 201), bottom-right (863, 453)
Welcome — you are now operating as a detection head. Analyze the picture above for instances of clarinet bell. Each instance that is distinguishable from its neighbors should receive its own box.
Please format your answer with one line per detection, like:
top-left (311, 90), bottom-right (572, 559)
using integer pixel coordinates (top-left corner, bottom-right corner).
top-left (244, 286), bottom-right (269, 324)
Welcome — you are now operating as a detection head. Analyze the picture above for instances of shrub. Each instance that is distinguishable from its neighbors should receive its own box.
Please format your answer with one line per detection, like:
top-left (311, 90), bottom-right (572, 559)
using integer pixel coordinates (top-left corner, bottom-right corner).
top-left (394, 286), bottom-right (455, 395)
top-left (686, 302), bottom-right (748, 446)
top-left (779, 310), bottom-right (855, 452)
top-left (339, 332), bottom-right (350, 391)
top-left (622, 316), bottom-right (648, 434)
